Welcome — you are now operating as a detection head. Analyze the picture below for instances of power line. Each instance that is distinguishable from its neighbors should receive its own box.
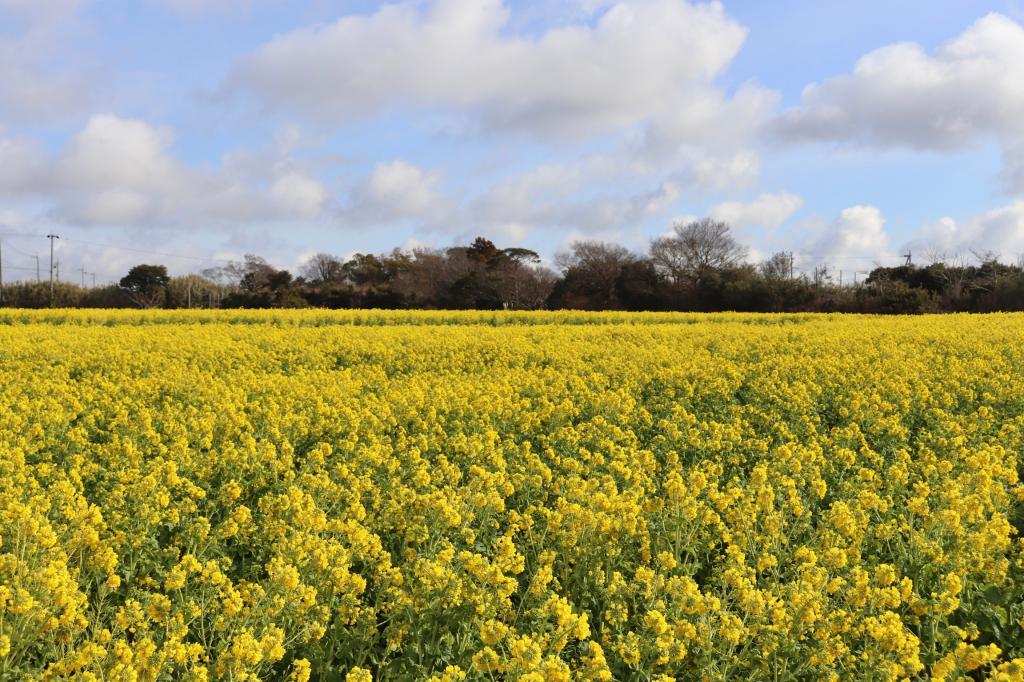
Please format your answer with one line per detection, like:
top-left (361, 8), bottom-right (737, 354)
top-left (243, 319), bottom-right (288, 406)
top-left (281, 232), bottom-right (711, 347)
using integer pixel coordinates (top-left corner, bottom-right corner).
top-left (1, 238), bottom-right (42, 281)
top-left (1, 238), bottom-right (38, 259)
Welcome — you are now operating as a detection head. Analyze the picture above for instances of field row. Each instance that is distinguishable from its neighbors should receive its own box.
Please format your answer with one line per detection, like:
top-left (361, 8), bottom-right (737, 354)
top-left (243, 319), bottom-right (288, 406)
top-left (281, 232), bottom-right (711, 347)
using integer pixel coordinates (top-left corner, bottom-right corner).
top-left (0, 309), bottom-right (844, 327)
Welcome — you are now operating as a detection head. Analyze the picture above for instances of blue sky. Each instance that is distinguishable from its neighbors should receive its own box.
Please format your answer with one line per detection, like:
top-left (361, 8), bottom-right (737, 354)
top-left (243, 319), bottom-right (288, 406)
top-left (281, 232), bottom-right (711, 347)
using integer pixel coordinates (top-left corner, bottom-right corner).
top-left (2, 0), bottom-right (1024, 282)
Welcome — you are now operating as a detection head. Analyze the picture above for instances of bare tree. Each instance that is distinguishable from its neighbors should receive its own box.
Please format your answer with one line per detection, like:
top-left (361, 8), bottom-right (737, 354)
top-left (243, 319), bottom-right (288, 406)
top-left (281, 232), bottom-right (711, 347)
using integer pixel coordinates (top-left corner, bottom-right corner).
top-left (922, 248), bottom-right (948, 265)
top-left (201, 261), bottom-right (246, 288)
top-left (490, 261), bottom-right (556, 310)
top-left (650, 218), bottom-right (747, 285)
top-left (554, 241), bottom-right (637, 309)
top-left (759, 251), bottom-right (792, 281)
top-left (391, 248), bottom-right (465, 306)
top-left (943, 252), bottom-right (972, 302)
top-left (556, 241), bottom-right (635, 277)
top-left (201, 254), bottom-right (274, 290)
top-left (237, 255), bottom-right (279, 292)
top-left (970, 248), bottom-right (1000, 265)
top-left (517, 266), bottom-right (558, 309)
top-left (301, 253), bottom-right (345, 284)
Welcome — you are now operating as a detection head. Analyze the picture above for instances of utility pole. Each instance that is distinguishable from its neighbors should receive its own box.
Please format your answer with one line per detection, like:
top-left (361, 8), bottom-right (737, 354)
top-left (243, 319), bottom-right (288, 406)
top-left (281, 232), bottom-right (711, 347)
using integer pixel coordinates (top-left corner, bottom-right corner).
top-left (55, 260), bottom-right (60, 283)
top-left (90, 272), bottom-right (96, 288)
top-left (34, 254), bottom-right (40, 282)
top-left (80, 265), bottom-right (87, 288)
top-left (904, 251), bottom-right (912, 267)
top-left (47, 234), bottom-right (59, 306)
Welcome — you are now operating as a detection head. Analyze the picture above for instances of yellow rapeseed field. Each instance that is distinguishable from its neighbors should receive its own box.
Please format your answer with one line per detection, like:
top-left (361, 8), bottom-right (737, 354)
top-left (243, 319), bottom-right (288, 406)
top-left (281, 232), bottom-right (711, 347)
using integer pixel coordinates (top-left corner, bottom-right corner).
top-left (1, 310), bottom-right (1023, 681)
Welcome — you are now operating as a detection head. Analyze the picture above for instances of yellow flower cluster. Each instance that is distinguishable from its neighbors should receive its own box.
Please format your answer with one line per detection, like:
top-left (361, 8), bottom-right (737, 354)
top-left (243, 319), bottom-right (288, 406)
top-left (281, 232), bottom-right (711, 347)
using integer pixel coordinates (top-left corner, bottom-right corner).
top-left (1, 309), bottom-right (1023, 681)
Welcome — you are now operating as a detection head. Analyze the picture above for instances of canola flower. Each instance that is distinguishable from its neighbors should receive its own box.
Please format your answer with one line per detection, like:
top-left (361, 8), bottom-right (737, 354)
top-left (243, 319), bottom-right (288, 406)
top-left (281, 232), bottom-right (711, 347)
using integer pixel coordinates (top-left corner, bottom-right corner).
top-left (0, 309), bottom-right (1023, 681)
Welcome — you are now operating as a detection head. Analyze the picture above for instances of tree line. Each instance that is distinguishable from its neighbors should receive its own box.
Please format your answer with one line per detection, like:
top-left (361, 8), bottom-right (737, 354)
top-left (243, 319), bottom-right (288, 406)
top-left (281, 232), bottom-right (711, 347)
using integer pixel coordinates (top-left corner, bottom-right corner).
top-left (3, 219), bottom-right (1024, 313)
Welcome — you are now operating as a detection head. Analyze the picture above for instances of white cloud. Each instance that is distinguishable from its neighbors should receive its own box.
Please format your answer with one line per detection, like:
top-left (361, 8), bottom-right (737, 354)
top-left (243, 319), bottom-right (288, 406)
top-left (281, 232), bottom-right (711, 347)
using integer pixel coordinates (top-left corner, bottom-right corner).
top-left (0, 1), bottom-right (781, 251)
top-left (803, 205), bottom-right (892, 265)
top-left (0, 113), bottom-right (698, 243)
top-left (567, 179), bottom-right (682, 230)
top-left (0, 115), bottom-right (337, 227)
top-left (685, 149), bottom-right (763, 190)
top-left (331, 153), bottom-right (689, 245)
top-left (907, 202), bottom-right (1024, 261)
top-left (458, 158), bottom-right (683, 241)
top-left (774, 13), bottom-right (1024, 193)
top-left (270, 172), bottom-right (329, 219)
top-left (343, 160), bottom-right (450, 226)
top-left (59, 116), bottom-right (180, 190)
top-left (367, 162), bottom-right (443, 216)
top-left (48, 116), bottom-right (199, 224)
top-left (218, 0), bottom-right (777, 237)
top-left (228, 0), bottom-right (758, 141)
top-left (636, 83), bottom-right (777, 169)
top-left (711, 192), bottom-right (803, 228)
top-left (467, 163), bottom-right (586, 230)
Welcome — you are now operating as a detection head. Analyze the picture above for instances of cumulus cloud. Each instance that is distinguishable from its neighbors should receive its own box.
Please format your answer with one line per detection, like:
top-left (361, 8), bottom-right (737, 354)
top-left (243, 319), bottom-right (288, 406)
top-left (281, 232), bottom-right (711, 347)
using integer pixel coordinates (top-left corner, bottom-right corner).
top-left (711, 192), bottom-right (803, 228)
top-left (215, 0), bottom-right (778, 238)
top-left (270, 172), bottom-right (329, 219)
top-left (52, 116), bottom-right (191, 223)
top-left (773, 13), bottom-right (1024, 193)
top-left (0, 115), bottom-right (335, 227)
top-left (229, 0), bottom-right (750, 137)
top-left (225, 0), bottom-right (772, 189)
top-left (636, 83), bottom-right (777, 169)
top-left (567, 179), bottom-right (682, 231)
top-left (343, 160), bottom-right (451, 226)
top-left (455, 157), bottom-right (684, 241)
top-left (464, 162), bottom-right (589, 237)
top-left (1, 111), bottom-right (695, 243)
top-left (907, 202), bottom-right (1024, 261)
top-left (49, 116), bottom-right (203, 224)
top-left (332, 154), bottom-right (687, 244)
top-left (803, 205), bottom-right (892, 266)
